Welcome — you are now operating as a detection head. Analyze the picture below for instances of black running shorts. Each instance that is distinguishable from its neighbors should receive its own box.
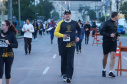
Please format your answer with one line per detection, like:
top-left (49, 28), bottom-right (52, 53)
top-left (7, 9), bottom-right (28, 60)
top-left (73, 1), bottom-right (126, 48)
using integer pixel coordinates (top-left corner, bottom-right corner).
top-left (102, 41), bottom-right (117, 55)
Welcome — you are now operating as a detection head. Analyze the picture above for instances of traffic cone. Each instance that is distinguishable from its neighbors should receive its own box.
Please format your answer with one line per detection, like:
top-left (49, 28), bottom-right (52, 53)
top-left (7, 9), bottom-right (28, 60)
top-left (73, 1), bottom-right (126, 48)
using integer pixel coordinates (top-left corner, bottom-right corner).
top-left (97, 36), bottom-right (99, 41)
top-left (89, 31), bottom-right (92, 36)
top-left (116, 46), bottom-right (120, 57)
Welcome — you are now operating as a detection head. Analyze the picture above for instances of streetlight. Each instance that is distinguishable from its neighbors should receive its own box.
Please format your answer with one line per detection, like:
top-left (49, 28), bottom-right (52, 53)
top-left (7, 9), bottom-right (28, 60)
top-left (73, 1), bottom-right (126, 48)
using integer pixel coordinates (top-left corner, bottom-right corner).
top-left (18, 0), bottom-right (21, 34)
top-left (8, 0), bottom-right (12, 23)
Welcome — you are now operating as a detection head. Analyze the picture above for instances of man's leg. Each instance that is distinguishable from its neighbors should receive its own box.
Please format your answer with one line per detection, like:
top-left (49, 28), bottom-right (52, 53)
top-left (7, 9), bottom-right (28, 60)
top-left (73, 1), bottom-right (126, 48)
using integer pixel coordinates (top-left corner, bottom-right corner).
top-left (28, 38), bottom-right (32, 54)
top-left (103, 54), bottom-right (108, 69)
top-left (24, 38), bottom-right (28, 54)
top-left (66, 47), bottom-right (75, 79)
top-left (61, 47), bottom-right (67, 76)
top-left (76, 42), bottom-right (79, 53)
top-left (110, 52), bottom-right (116, 71)
top-left (79, 39), bottom-right (82, 51)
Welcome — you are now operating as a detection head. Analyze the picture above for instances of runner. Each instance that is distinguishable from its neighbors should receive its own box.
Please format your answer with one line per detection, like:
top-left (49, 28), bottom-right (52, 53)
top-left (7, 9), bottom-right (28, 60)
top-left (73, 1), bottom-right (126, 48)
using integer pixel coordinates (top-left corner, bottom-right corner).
top-left (84, 21), bottom-right (91, 44)
top-left (100, 12), bottom-right (120, 77)
top-left (54, 10), bottom-right (81, 83)
top-left (0, 20), bottom-right (18, 84)
top-left (75, 20), bottom-right (84, 54)
top-left (22, 19), bottom-right (34, 55)
top-left (38, 22), bottom-right (43, 37)
top-left (33, 20), bottom-right (38, 41)
top-left (49, 19), bottom-right (56, 44)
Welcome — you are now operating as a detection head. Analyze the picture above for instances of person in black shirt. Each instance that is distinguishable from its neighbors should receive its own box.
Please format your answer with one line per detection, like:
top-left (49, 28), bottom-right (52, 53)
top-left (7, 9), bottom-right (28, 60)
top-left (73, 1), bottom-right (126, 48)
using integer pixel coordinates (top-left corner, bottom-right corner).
top-left (33, 20), bottom-right (38, 41)
top-left (84, 21), bottom-right (91, 44)
top-left (54, 10), bottom-right (81, 83)
top-left (0, 20), bottom-right (18, 84)
top-left (13, 20), bottom-right (17, 27)
top-left (100, 12), bottom-right (120, 78)
top-left (92, 20), bottom-right (97, 36)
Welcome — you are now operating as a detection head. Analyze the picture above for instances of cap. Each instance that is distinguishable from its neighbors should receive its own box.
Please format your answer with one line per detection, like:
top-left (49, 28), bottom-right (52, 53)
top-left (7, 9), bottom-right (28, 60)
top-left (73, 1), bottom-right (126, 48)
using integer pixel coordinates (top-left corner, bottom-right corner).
top-left (64, 10), bottom-right (71, 14)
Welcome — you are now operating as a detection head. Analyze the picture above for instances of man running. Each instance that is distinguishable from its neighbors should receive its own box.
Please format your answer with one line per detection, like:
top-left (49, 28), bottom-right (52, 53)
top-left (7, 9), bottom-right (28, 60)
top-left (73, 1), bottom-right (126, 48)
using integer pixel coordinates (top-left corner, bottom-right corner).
top-left (22, 19), bottom-right (34, 55)
top-left (54, 10), bottom-right (81, 83)
top-left (100, 12), bottom-right (120, 77)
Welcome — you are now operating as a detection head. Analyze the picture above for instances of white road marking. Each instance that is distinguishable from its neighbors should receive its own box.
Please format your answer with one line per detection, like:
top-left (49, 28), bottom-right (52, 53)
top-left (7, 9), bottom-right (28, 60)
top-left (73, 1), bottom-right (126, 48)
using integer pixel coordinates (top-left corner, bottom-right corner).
top-left (43, 67), bottom-right (50, 75)
top-left (53, 54), bottom-right (57, 58)
top-left (123, 57), bottom-right (127, 60)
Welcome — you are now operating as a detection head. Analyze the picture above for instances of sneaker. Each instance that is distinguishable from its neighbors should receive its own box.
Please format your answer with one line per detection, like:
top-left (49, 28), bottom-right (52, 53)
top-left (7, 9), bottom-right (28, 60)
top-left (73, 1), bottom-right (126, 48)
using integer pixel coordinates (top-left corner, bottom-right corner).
top-left (62, 74), bottom-right (67, 82)
top-left (25, 53), bottom-right (27, 55)
top-left (109, 72), bottom-right (116, 78)
top-left (80, 50), bottom-right (81, 53)
top-left (102, 71), bottom-right (106, 77)
top-left (29, 51), bottom-right (31, 54)
top-left (77, 51), bottom-right (79, 54)
top-left (66, 78), bottom-right (71, 83)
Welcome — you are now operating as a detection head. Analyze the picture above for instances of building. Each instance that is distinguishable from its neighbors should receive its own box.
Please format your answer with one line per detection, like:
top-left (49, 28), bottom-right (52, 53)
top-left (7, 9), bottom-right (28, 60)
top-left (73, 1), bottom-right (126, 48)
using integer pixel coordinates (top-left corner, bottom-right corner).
top-left (51, 1), bottom-right (103, 21)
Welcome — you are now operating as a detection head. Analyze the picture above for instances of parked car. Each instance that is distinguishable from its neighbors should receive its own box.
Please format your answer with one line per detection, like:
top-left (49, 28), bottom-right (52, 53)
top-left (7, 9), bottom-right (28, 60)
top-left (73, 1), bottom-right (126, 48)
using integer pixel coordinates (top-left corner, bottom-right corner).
top-left (117, 25), bottom-right (125, 35)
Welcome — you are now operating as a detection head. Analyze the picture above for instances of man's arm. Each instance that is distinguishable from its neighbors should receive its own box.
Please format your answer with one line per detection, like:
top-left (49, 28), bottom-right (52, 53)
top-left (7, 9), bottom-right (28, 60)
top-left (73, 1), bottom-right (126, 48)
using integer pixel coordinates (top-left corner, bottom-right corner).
top-left (54, 21), bottom-right (64, 38)
top-left (100, 22), bottom-right (110, 37)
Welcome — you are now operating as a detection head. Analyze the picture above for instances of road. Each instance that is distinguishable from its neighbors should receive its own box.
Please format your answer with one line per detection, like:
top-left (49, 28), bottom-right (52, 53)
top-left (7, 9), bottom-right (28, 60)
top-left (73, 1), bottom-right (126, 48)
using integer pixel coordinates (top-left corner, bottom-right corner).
top-left (2, 34), bottom-right (127, 84)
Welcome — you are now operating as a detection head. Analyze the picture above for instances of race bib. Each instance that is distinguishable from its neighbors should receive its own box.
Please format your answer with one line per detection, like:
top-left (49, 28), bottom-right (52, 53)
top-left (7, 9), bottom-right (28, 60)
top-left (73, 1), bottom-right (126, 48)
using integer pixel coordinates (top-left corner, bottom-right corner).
top-left (63, 35), bottom-right (70, 42)
top-left (0, 39), bottom-right (8, 47)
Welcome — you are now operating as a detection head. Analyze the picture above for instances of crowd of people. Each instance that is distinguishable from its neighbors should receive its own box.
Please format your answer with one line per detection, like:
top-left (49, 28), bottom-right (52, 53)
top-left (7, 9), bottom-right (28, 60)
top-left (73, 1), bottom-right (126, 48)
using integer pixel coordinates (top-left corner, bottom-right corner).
top-left (0, 10), bottom-right (120, 84)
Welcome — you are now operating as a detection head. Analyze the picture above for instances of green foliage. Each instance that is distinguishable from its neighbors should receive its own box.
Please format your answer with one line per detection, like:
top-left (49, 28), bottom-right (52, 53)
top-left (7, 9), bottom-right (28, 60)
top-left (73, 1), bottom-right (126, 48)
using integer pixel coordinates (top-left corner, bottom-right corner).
top-left (51, 11), bottom-right (59, 20)
top-left (87, 10), bottom-right (96, 20)
top-left (120, 1), bottom-right (127, 21)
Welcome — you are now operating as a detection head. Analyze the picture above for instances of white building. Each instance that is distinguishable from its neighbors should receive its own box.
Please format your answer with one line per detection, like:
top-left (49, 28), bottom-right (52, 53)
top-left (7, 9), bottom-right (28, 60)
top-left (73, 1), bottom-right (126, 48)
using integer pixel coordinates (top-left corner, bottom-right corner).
top-left (51, 1), bottom-right (103, 21)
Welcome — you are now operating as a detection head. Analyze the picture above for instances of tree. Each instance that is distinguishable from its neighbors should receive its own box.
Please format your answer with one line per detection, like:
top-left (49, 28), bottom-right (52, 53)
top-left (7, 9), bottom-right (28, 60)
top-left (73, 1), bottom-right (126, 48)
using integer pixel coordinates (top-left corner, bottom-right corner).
top-left (87, 10), bottom-right (96, 20)
top-left (39, 0), bottom-right (54, 20)
top-left (13, 0), bottom-right (36, 21)
top-left (51, 11), bottom-right (59, 20)
top-left (119, 1), bottom-right (127, 21)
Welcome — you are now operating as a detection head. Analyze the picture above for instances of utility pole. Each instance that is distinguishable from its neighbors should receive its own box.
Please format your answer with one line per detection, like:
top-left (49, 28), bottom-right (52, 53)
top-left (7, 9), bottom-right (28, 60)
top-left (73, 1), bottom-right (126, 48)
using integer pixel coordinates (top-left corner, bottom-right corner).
top-left (116, 0), bottom-right (119, 12)
top-left (8, 0), bottom-right (13, 23)
top-left (18, 0), bottom-right (21, 33)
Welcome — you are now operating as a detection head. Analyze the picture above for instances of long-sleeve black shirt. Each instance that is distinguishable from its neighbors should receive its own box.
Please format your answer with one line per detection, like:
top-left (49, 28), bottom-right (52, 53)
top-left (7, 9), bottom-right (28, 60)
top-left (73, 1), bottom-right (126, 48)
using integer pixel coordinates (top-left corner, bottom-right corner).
top-left (0, 30), bottom-right (18, 57)
top-left (100, 19), bottom-right (120, 41)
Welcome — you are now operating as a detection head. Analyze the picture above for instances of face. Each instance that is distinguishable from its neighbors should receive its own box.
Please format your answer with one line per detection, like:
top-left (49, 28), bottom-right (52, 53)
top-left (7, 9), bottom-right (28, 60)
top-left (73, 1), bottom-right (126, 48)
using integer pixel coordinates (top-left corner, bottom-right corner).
top-left (65, 13), bottom-right (71, 21)
top-left (26, 20), bottom-right (30, 24)
top-left (115, 14), bottom-right (119, 21)
top-left (1, 21), bottom-right (8, 31)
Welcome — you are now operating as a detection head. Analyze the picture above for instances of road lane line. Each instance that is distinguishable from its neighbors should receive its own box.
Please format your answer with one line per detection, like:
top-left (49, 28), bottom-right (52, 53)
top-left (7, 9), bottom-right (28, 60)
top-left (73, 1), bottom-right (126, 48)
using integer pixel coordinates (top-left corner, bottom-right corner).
top-left (53, 54), bottom-right (57, 58)
top-left (123, 57), bottom-right (127, 60)
top-left (43, 67), bottom-right (50, 75)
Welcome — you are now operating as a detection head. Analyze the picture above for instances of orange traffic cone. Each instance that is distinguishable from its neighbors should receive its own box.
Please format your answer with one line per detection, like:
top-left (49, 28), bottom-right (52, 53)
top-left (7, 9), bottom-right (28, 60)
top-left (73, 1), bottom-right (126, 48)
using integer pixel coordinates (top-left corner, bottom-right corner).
top-left (89, 31), bottom-right (92, 36)
top-left (116, 46), bottom-right (120, 57)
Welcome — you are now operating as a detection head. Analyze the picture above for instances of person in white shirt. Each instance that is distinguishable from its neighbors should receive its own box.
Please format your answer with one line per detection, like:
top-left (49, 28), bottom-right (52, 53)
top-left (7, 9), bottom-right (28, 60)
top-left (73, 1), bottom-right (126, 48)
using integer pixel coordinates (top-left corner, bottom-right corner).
top-left (22, 19), bottom-right (34, 55)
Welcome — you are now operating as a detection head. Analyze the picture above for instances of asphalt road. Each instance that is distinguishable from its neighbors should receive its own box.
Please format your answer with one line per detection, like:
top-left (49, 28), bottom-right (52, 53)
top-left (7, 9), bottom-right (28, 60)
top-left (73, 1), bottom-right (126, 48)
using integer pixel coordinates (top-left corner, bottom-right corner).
top-left (2, 34), bottom-right (127, 84)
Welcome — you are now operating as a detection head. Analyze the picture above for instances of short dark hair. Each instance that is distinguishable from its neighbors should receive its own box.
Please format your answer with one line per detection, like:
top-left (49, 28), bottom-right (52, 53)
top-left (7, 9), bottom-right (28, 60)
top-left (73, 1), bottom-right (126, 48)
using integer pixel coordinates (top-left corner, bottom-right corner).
top-left (111, 12), bottom-right (118, 18)
top-left (26, 18), bottom-right (31, 22)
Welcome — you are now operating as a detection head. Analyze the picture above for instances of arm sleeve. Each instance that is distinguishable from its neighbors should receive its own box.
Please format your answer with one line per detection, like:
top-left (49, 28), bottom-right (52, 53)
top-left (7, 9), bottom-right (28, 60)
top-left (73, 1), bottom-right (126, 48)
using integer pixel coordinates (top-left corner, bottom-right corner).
top-left (29, 25), bottom-right (34, 33)
top-left (54, 21), bottom-right (64, 38)
top-left (8, 33), bottom-right (18, 48)
top-left (76, 22), bottom-right (81, 38)
top-left (100, 22), bottom-right (110, 37)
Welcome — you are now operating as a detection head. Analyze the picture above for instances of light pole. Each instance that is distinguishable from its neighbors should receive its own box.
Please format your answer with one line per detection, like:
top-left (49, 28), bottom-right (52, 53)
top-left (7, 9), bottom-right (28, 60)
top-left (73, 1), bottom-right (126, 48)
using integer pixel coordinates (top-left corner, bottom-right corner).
top-left (18, 0), bottom-right (21, 34)
top-left (8, 0), bottom-right (13, 23)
